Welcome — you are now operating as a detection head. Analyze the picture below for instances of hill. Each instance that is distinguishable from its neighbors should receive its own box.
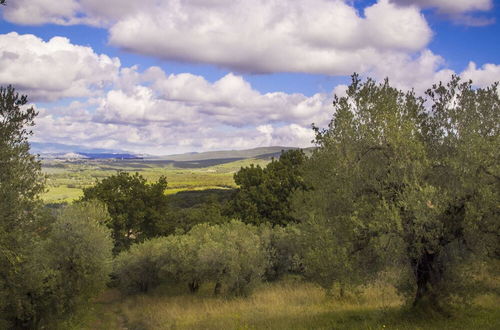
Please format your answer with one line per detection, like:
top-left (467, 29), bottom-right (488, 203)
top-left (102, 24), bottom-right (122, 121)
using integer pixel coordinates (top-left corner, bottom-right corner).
top-left (154, 146), bottom-right (302, 161)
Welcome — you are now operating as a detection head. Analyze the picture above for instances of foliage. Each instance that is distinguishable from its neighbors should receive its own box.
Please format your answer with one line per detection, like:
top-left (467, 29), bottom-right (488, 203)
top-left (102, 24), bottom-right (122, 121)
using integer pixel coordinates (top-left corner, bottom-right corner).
top-left (295, 216), bottom-right (380, 295)
top-left (0, 85), bottom-right (47, 328)
top-left (230, 149), bottom-right (308, 226)
top-left (114, 220), bottom-right (269, 296)
top-left (294, 74), bottom-right (499, 308)
top-left (113, 237), bottom-right (168, 294)
top-left (1, 201), bottom-right (113, 328)
top-left (188, 221), bottom-right (269, 296)
top-left (165, 190), bottom-right (232, 233)
top-left (260, 224), bottom-right (304, 281)
top-left (81, 172), bottom-right (169, 253)
top-left (44, 202), bottom-right (113, 320)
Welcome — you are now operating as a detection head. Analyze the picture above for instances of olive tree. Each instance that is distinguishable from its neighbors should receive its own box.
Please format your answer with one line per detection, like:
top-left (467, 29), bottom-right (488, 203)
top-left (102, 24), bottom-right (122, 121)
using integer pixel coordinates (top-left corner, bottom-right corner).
top-left (113, 237), bottom-right (168, 294)
top-left (44, 202), bottom-right (114, 321)
top-left (188, 221), bottom-right (269, 296)
top-left (114, 221), bottom-right (269, 297)
top-left (0, 86), bottom-right (46, 328)
top-left (294, 75), bottom-right (499, 308)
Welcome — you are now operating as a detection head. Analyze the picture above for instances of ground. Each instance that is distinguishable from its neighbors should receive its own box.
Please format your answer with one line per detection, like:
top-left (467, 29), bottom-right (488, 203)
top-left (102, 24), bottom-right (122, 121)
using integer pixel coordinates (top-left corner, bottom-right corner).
top-left (79, 280), bottom-right (499, 330)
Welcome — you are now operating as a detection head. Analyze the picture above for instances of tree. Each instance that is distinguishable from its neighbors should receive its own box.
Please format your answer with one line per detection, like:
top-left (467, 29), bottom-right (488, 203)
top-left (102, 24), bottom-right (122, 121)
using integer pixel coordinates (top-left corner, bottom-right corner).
top-left (0, 85), bottom-right (44, 231)
top-left (0, 86), bottom-right (114, 328)
top-left (230, 149), bottom-right (308, 226)
top-left (0, 85), bottom-right (46, 328)
top-left (294, 75), bottom-right (499, 309)
top-left (43, 202), bottom-right (113, 323)
top-left (81, 172), bottom-right (169, 253)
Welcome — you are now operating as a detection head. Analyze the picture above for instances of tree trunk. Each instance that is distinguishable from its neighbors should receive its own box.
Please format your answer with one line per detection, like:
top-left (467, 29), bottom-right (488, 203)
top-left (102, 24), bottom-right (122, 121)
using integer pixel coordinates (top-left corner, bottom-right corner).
top-left (214, 281), bottom-right (221, 295)
top-left (188, 280), bottom-right (199, 293)
top-left (412, 251), bottom-right (440, 308)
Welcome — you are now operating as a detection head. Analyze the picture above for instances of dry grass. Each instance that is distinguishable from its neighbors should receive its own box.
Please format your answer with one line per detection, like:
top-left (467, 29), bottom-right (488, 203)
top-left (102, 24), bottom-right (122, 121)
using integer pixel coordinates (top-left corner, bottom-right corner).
top-left (84, 279), bottom-right (500, 330)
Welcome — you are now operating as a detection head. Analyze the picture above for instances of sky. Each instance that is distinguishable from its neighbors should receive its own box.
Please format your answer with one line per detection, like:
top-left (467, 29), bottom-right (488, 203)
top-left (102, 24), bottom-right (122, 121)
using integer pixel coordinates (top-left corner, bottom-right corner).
top-left (0, 0), bottom-right (499, 155)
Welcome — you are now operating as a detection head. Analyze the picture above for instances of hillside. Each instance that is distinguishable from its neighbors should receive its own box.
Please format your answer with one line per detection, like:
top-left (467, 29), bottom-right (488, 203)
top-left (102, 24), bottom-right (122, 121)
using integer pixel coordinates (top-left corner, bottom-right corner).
top-left (154, 146), bottom-right (302, 161)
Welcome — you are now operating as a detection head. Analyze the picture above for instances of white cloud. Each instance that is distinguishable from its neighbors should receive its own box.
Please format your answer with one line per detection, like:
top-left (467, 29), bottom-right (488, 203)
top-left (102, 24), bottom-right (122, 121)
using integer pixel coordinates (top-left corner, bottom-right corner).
top-left (461, 62), bottom-right (500, 88)
top-left (391, 0), bottom-right (492, 14)
top-left (26, 55), bottom-right (500, 154)
top-left (30, 65), bottom-right (329, 154)
top-left (2, 2), bottom-right (496, 154)
top-left (3, 0), bottom-right (432, 75)
top-left (368, 49), bottom-right (454, 91)
top-left (391, 0), bottom-right (494, 26)
top-left (2, 0), bottom-right (80, 25)
top-left (0, 32), bottom-right (120, 101)
top-left (94, 67), bottom-right (333, 128)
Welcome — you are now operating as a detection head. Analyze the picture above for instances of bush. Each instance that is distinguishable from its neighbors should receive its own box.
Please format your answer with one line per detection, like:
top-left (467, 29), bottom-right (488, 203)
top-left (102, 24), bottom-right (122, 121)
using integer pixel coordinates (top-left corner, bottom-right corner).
top-left (45, 202), bottom-right (114, 319)
top-left (189, 221), bottom-right (269, 296)
top-left (114, 237), bottom-right (169, 294)
top-left (261, 225), bottom-right (304, 281)
top-left (2, 202), bottom-right (113, 328)
top-left (114, 220), bottom-right (269, 297)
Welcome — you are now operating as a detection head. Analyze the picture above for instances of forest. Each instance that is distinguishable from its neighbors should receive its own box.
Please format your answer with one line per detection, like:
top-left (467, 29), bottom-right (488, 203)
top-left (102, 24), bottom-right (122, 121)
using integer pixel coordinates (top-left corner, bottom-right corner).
top-left (1, 75), bottom-right (499, 329)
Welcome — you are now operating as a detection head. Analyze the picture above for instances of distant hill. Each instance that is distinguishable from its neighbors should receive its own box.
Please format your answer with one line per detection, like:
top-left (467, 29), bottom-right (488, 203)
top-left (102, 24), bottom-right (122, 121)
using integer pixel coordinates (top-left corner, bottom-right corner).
top-left (35, 144), bottom-right (315, 161)
top-left (31, 142), bottom-right (129, 155)
top-left (155, 146), bottom-right (306, 161)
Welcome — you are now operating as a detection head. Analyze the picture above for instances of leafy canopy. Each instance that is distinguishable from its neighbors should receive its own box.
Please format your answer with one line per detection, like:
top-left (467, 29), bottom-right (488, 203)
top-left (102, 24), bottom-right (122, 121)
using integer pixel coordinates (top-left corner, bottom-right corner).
top-left (295, 74), bottom-right (499, 308)
top-left (81, 171), bottom-right (169, 253)
top-left (231, 149), bottom-right (308, 226)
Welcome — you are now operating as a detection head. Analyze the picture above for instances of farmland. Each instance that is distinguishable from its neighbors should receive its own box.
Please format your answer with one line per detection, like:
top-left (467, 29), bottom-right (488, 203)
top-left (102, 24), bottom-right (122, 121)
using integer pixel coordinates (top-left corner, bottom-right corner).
top-left (41, 157), bottom-right (271, 203)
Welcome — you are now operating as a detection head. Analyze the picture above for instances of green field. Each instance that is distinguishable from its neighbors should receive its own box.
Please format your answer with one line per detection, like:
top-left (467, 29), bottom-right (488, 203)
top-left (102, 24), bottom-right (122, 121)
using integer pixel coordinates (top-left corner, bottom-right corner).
top-left (41, 157), bottom-right (271, 203)
top-left (81, 280), bottom-right (499, 330)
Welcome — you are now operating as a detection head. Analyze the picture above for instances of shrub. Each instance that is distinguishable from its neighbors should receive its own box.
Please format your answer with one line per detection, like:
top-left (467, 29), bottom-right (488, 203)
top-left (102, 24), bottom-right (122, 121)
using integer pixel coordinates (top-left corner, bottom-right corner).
top-left (262, 225), bottom-right (304, 281)
top-left (189, 221), bottom-right (269, 296)
top-left (115, 220), bottom-right (269, 297)
top-left (114, 237), bottom-right (169, 294)
top-left (45, 202), bottom-right (114, 318)
top-left (3, 202), bottom-right (113, 328)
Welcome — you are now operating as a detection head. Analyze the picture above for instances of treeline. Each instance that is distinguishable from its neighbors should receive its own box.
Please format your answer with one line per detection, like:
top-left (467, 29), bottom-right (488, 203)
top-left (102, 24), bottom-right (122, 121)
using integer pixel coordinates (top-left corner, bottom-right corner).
top-left (1, 74), bottom-right (499, 328)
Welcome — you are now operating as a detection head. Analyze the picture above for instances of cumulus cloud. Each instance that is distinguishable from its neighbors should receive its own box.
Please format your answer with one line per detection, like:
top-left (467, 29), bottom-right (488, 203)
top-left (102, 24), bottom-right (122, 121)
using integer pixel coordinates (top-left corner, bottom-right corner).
top-left (0, 32), bottom-right (120, 101)
top-left (391, 0), bottom-right (494, 26)
top-left (91, 66), bottom-right (334, 129)
top-left (1, 1), bottom-right (496, 153)
top-left (3, 0), bottom-right (432, 74)
top-left (391, 0), bottom-right (492, 14)
top-left (461, 62), bottom-right (500, 87)
top-left (0, 32), bottom-right (327, 153)
top-left (367, 49), bottom-right (454, 91)
top-left (24, 52), bottom-right (498, 155)
top-left (30, 65), bottom-right (329, 155)
top-left (108, 0), bottom-right (431, 74)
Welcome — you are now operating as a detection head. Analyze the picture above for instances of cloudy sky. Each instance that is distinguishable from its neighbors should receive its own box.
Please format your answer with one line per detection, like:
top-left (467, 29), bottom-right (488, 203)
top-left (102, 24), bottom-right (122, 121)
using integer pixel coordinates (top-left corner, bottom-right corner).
top-left (1, 0), bottom-right (499, 155)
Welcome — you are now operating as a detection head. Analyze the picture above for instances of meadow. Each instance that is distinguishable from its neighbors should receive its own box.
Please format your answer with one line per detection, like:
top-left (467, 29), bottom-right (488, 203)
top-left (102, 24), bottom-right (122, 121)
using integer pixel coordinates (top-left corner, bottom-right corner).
top-left (83, 279), bottom-right (500, 330)
top-left (41, 157), bottom-right (270, 203)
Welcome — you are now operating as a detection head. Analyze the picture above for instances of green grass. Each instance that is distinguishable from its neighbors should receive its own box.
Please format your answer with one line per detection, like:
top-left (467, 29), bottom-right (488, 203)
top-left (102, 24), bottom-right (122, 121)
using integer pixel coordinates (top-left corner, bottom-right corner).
top-left (41, 157), bottom-right (269, 203)
top-left (82, 280), bottom-right (500, 330)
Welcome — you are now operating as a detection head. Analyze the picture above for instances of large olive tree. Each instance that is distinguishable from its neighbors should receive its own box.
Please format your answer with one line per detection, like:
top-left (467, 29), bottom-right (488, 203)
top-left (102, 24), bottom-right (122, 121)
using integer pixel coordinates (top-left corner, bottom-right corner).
top-left (0, 86), bottom-right (46, 328)
top-left (294, 75), bottom-right (499, 308)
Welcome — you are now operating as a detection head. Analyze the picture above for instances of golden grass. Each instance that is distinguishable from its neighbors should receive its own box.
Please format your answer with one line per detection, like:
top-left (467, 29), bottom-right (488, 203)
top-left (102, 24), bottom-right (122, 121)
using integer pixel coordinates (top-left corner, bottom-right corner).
top-left (83, 279), bottom-right (499, 330)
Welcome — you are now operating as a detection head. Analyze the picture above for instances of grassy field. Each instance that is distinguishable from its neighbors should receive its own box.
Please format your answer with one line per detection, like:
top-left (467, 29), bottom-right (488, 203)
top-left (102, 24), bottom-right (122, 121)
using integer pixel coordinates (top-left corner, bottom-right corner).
top-left (81, 280), bottom-right (499, 330)
top-left (41, 157), bottom-right (270, 203)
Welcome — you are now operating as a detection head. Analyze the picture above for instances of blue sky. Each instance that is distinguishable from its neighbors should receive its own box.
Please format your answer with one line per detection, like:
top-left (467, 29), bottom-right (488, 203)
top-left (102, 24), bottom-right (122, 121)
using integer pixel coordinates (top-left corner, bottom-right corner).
top-left (0, 0), bottom-right (499, 155)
